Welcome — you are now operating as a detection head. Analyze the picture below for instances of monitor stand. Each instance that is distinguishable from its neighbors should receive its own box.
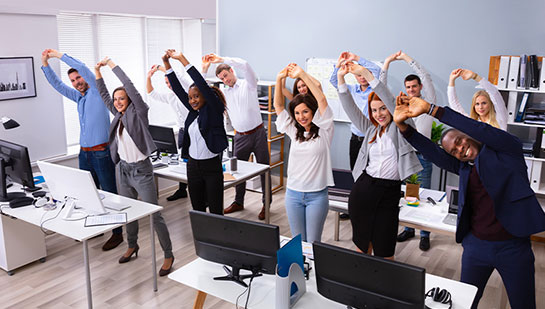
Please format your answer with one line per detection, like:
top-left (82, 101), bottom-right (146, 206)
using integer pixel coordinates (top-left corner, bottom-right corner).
top-left (214, 265), bottom-right (262, 288)
top-left (62, 199), bottom-right (88, 221)
top-left (0, 157), bottom-right (26, 202)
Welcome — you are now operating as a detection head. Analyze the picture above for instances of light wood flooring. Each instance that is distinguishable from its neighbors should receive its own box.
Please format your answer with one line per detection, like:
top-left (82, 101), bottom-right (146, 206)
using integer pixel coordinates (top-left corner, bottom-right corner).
top-left (1, 187), bottom-right (544, 308)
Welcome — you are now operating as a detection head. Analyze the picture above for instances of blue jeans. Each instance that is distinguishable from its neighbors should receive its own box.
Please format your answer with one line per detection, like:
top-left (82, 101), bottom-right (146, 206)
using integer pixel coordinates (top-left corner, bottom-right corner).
top-left (285, 188), bottom-right (329, 243)
top-left (79, 148), bottom-right (121, 235)
top-left (405, 153), bottom-right (432, 238)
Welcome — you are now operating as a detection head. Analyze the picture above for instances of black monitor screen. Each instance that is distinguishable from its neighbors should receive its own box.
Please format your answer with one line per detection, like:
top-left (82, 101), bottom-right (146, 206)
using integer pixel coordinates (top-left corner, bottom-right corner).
top-left (313, 242), bottom-right (425, 309)
top-left (331, 168), bottom-right (354, 191)
top-left (449, 189), bottom-right (459, 214)
top-left (189, 210), bottom-right (279, 286)
top-left (149, 125), bottom-right (178, 154)
top-left (0, 139), bottom-right (35, 201)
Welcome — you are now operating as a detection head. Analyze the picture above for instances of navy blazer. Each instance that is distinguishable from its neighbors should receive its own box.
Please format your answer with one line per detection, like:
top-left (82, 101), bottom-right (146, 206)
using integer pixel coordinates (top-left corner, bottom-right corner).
top-left (404, 107), bottom-right (545, 243)
top-left (167, 66), bottom-right (228, 159)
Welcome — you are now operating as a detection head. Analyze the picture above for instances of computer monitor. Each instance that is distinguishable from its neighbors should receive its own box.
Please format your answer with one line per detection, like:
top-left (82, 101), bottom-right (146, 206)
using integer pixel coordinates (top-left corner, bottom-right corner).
top-left (189, 210), bottom-right (280, 287)
top-left (449, 189), bottom-right (459, 214)
top-left (37, 161), bottom-right (107, 220)
top-left (313, 242), bottom-right (425, 309)
top-left (0, 139), bottom-right (37, 201)
top-left (149, 125), bottom-right (178, 155)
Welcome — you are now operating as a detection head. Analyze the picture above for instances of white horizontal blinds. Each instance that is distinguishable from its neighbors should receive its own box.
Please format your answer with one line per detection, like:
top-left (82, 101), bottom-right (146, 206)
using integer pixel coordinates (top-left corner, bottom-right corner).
top-left (146, 18), bottom-right (184, 126)
top-left (97, 15), bottom-right (146, 102)
top-left (57, 13), bottom-right (96, 147)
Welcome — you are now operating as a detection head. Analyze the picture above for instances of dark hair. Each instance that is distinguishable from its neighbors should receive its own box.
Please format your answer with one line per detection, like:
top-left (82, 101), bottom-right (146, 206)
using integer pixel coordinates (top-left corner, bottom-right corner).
top-left (67, 68), bottom-right (78, 76)
top-left (292, 78), bottom-right (316, 101)
top-left (440, 128), bottom-right (456, 146)
top-left (404, 74), bottom-right (421, 85)
top-left (112, 87), bottom-right (132, 104)
top-left (215, 64), bottom-right (231, 76)
top-left (188, 83), bottom-right (227, 110)
top-left (367, 91), bottom-right (390, 143)
top-left (288, 93), bottom-right (319, 142)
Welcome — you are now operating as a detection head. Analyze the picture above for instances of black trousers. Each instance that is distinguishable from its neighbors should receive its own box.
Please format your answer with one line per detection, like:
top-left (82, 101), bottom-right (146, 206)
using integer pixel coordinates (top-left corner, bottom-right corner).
top-left (349, 133), bottom-right (364, 170)
top-left (187, 156), bottom-right (223, 215)
top-left (176, 128), bottom-right (187, 191)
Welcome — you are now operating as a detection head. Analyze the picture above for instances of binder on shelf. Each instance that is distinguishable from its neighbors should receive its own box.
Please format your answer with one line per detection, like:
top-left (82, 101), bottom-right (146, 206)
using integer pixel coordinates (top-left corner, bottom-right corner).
top-left (488, 56), bottom-right (501, 85)
top-left (506, 92), bottom-right (517, 123)
top-left (515, 92), bottom-right (530, 122)
top-left (519, 54), bottom-right (528, 89)
top-left (497, 56), bottom-right (510, 88)
top-left (540, 56), bottom-right (545, 91)
top-left (529, 55), bottom-right (539, 89)
top-left (507, 56), bottom-right (520, 90)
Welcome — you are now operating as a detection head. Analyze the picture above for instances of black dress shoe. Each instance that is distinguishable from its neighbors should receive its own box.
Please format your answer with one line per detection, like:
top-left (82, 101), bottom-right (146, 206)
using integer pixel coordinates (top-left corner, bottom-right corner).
top-left (166, 189), bottom-right (188, 201)
top-left (102, 233), bottom-right (123, 251)
top-left (397, 230), bottom-right (415, 242)
top-left (419, 237), bottom-right (430, 251)
top-left (119, 244), bottom-right (139, 263)
top-left (339, 213), bottom-right (350, 220)
top-left (159, 257), bottom-right (175, 277)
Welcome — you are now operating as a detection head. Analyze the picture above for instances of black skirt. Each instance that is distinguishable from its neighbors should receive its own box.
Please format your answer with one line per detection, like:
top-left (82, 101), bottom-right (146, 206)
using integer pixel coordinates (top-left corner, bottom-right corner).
top-left (348, 171), bottom-right (402, 257)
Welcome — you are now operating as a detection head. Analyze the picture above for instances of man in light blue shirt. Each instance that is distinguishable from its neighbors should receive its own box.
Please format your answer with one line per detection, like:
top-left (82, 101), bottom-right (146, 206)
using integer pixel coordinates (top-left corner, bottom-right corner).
top-left (329, 52), bottom-right (381, 170)
top-left (41, 49), bottom-right (122, 251)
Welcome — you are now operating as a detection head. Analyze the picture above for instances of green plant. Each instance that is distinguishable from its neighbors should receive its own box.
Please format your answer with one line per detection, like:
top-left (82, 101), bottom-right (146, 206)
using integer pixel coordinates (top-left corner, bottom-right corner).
top-left (431, 121), bottom-right (445, 144)
top-left (405, 173), bottom-right (421, 185)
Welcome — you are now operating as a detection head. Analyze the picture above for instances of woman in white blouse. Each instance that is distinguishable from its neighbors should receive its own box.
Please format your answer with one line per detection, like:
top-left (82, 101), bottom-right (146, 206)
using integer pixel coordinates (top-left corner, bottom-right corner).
top-left (274, 63), bottom-right (334, 243)
top-left (448, 68), bottom-right (507, 130)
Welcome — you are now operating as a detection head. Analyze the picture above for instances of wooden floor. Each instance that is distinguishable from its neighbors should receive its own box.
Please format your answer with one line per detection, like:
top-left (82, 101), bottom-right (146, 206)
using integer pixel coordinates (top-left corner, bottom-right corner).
top-left (1, 187), bottom-right (544, 309)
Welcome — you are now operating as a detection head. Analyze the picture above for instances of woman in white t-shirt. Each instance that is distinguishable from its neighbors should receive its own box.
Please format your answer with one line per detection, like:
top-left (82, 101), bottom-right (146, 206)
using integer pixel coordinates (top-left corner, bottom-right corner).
top-left (274, 63), bottom-right (334, 243)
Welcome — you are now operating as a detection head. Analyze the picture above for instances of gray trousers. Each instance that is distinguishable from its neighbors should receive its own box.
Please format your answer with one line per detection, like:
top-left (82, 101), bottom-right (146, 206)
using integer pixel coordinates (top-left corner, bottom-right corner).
top-left (117, 159), bottom-right (173, 259)
top-left (234, 126), bottom-right (271, 205)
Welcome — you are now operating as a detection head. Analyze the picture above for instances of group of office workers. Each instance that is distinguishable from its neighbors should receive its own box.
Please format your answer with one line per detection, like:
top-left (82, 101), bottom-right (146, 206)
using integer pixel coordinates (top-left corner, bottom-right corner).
top-left (40, 47), bottom-right (545, 308)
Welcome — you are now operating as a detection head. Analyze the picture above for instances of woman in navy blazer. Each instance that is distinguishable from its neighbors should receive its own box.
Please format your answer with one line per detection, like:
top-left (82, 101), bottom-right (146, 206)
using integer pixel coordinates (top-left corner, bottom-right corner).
top-left (162, 50), bottom-right (227, 215)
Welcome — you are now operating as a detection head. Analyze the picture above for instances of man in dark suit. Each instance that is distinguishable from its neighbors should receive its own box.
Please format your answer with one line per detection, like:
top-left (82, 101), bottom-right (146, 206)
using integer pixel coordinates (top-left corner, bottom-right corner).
top-left (393, 94), bottom-right (545, 309)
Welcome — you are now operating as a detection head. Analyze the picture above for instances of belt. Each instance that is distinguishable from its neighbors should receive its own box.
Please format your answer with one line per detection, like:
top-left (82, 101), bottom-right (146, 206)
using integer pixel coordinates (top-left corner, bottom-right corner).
top-left (81, 142), bottom-right (108, 152)
top-left (351, 133), bottom-right (364, 142)
top-left (237, 123), bottom-right (263, 136)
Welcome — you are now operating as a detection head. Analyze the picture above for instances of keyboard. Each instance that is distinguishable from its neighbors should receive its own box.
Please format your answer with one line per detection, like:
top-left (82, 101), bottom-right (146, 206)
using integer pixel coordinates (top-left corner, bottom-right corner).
top-left (153, 162), bottom-right (168, 169)
top-left (85, 213), bottom-right (127, 227)
top-left (442, 213), bottom-right (457, 226)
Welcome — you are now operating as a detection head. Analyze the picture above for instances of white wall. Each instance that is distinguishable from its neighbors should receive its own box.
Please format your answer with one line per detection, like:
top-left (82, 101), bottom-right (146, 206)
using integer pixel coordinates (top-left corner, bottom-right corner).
top-left (0, 13), bottom-right (67, 162)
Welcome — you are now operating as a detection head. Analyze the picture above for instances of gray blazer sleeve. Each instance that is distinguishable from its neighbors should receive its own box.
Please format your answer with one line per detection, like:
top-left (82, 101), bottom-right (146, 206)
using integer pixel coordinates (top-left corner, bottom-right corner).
top-left (112, 66), bottom-right (149, 116)
top-left (338, 91), bottom-right (371, 134)
top-left (96, 78), bottom-right (117, 115)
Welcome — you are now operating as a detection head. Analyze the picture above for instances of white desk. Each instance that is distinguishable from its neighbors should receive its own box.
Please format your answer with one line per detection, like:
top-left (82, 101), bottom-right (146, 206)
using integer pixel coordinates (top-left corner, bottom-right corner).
top-left (0, 187), bottom-right (162, 309)
top-left (154, 160), bottom-right (272, 223)
top-left (169, 257), bottom-right (477, 309)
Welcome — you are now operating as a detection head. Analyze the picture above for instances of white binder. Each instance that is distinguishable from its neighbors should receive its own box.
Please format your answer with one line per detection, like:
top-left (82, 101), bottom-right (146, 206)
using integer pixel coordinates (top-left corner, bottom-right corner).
top-left (507, 56), bottom-right (520, 90)
top-left (497, 56), bottom-right (510, 89)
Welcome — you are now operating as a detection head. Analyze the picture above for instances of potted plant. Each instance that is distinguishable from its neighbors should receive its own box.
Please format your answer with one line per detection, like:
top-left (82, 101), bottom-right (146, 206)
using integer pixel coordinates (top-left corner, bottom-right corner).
top-left (405, 173), bottom-right (421, 200)
top-left (431, 121), bottom-right (445, 144)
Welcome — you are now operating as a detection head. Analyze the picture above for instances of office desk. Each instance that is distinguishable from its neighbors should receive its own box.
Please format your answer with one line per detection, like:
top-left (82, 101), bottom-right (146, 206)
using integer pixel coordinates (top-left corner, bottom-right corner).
top-left (0, 187), bottom-right (162, 309)
top-left (169, 257), bottom-right (477, 309)
top-left (154, 160), bottom-right (271, 223)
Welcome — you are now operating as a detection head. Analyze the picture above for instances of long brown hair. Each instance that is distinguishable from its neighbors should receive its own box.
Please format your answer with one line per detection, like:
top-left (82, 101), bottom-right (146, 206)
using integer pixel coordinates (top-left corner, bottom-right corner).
top-left (292, 78), bottom-right (316, 101)
top-left (367, 91), bottom-right (391, 144)
top-left (288, 93), bottom-right (319, 142)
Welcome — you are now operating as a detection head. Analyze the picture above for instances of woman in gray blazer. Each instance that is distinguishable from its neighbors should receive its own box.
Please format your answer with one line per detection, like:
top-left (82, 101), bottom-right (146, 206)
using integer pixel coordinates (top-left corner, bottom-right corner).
top-left (95, 57), bottom-right (174, 276)
top-left (337, 60), bottom-right (422, 259)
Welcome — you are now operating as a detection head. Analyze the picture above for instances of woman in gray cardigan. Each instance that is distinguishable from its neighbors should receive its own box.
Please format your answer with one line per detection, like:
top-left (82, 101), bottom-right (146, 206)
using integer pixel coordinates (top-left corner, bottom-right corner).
top-left (337, 61), bottom-right (422, 259)
top-left (95, 57), bottom-right (174, 276)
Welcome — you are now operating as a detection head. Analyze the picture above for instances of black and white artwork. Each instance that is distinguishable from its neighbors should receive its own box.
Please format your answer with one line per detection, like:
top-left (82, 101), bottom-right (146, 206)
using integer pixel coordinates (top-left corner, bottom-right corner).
top-left (0, 57), bottom-right (37, 101)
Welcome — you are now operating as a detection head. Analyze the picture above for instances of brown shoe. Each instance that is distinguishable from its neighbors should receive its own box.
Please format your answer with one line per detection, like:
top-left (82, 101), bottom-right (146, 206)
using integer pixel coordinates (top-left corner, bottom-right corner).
top-left (224, 202), bottom-right (244, 214)
top-left (258, 206), bottom-right (266, 220)
top-left (102, 233), bottom-right (123, 251)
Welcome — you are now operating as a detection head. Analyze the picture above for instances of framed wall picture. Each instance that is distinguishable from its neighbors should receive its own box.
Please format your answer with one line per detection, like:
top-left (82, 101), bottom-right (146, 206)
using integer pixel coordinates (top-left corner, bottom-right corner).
top-left (0, 57), bottom-right (37, 101)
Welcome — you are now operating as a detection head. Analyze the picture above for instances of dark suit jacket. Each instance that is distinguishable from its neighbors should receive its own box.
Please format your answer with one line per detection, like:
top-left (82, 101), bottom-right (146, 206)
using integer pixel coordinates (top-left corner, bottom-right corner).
top-left (403, 107), bottom-right (545, 243)
top-left (167, 66), bottom-right (227, 159)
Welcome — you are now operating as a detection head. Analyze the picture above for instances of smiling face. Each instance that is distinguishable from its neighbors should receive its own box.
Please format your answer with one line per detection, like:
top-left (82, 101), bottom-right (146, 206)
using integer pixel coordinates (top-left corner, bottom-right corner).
top-left (113, 89), bottom-right (130, 113)
top-left (217, 68), bottom-right (237, 87)
top-left (441, 130), bottom-right (481, 162)
top-left (296, 80), bottom-right (308, 95)
top-left (69, 71), bottom-right (89, 94)
top-left (473, 95), bottom-right (491, 118)
top-left (370, 100), bottom-right (391, 127)
top-left (188, 86), bottom-right (206, 110)
top-left (405, 79), bottom-right (423, 98)
top-left (294, 102), bottom-right (314, 131)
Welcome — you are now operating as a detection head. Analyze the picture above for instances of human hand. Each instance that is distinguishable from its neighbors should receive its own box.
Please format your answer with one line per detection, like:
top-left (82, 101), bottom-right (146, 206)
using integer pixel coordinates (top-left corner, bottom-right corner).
top-left (337, 62), bottom-right (349, 77)
top-left (385, 51), bottom-right (401, 64)
top-left (287, 63), bottom-right (304, 79)
top-left (449, 69), bottom-right (462, 81)
top-left (408, 96), bottom-right (431, 117)
top-left (41, 49), bottom-right (50, 65)
top-left (147, 65), bottom-right (159, 79)
top-left (276, 66), bottom-right (288, 81)
top-left (46, 49), bottom-right (63, 59)
top-left (347, 62), bottom-right (365, 76)
top-left (394, 92), bottom-right (411, 124)
top-left (460, 69), bottom-right (477, 81)
top-left (345, 52), bottom-right (359, 63)
top-left (205, 53), bottom-right (223, 64)
top-left (162, 51), bottom-right (171, 63)
top-left (336, 52), bottom-right (349, 68)
top-left (167, 49), bottom-right (183, 60)
top-left (396, 51), bottom-right (411, 62)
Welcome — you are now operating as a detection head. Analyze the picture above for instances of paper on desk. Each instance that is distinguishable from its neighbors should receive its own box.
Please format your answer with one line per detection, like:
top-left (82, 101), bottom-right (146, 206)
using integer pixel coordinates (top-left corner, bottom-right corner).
top-left (223, 173), bottom-right (236, 181)
top-left (419, 189), bottom-right (446, 202)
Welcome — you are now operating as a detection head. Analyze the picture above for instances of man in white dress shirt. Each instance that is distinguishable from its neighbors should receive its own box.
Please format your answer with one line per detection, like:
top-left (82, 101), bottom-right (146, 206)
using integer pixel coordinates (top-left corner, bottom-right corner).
top-left (146, 64), bottom-right (191, 201)
top-left (203, 54), bottom-right (271, 220)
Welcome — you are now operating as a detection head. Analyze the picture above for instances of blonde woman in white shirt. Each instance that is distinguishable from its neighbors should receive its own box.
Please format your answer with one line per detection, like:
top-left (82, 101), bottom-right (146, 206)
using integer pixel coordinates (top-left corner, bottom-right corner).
top-left (448, 68), bottom-right (507, 130)
top-left (275, 63), bottom-right (334, 243)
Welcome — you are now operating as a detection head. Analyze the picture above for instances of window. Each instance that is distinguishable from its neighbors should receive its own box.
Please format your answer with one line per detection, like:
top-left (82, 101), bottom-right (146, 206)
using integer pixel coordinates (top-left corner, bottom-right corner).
top-left (56, 13), bottom-right (190, 147)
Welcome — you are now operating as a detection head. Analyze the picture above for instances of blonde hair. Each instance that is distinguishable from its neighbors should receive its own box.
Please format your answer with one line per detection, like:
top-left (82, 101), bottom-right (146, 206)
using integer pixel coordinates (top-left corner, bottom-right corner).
top-left (470, 90), bottom-right (499, 128)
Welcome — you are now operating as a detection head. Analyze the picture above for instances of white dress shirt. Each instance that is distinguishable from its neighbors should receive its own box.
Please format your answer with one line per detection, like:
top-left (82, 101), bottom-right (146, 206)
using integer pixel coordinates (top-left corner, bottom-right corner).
top-left (365, 131), bottom-right (400, 180)
top-left (221, 57), bottom-right (262, 132)
top-left (276, 106), bottom-right (335, 192)
top-left (117, 127), bottom-right (148, 163)
top-left (188, 116), bottom-right (218, 160)
top-left (148, 71), bottom-right (191, 128)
